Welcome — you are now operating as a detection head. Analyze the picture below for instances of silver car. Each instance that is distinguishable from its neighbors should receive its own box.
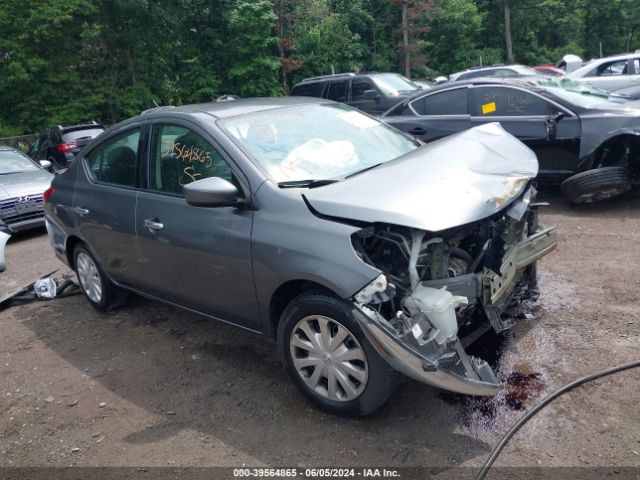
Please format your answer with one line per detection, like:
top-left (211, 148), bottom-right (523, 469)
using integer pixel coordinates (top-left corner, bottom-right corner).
top-left (44, 98), bottom-right (557, 415)
top-left (567, 52), bottom-right (640, 92)
top-left (0, 147), bottom-right (54, 270)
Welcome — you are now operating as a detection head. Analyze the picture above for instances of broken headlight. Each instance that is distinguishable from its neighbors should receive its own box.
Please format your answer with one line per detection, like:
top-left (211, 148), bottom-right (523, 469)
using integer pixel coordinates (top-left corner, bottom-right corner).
top-left (354, 274), bottom-right (397, 305)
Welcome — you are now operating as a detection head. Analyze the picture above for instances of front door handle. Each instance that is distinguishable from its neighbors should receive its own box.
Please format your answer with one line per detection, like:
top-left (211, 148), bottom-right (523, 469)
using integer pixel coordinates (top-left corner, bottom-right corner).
top-left (408, 127), bottom-right (426, 136)
top-left (74, 206), bottom-right (89, 216)
top-left (144, 218), bottom-right (164, 231)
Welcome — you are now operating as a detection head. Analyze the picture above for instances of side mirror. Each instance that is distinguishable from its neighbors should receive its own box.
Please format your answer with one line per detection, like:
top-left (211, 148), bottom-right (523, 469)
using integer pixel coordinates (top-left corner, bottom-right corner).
top-left (363, 89), bottom-right (381, 102)
top-left (184, 177), bottom-right (240, 207)
top-left (39, 160), bottom-right (52, 170)
top-left (544, 112), bottom-right (565, 141)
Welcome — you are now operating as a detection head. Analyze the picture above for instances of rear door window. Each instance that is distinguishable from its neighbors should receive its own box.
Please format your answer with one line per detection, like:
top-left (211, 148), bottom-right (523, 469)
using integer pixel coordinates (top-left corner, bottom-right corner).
top-left (410, 88), bottom-right (468, 115)
top-left (470, 87), bottom-right (555, 116)
top-left (326, 80), bottom-right (348, 102)
top-left (86, 129), bottom-right (140, 187)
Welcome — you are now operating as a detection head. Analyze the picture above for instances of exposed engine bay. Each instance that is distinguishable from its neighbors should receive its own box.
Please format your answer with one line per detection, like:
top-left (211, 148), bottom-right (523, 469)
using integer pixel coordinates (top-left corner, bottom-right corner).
top-left (350, 186), bottom-right (557, 396)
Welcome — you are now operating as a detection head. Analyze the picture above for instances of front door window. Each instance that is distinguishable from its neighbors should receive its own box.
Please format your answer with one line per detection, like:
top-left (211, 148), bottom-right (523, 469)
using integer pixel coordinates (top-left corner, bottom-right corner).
top-left (150, 124), bottom-right (233, 195)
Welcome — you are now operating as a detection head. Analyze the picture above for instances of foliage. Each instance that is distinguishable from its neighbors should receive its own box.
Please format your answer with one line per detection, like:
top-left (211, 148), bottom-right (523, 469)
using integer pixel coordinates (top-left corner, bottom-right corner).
top-left (1, 0), bottom-right (639, 133)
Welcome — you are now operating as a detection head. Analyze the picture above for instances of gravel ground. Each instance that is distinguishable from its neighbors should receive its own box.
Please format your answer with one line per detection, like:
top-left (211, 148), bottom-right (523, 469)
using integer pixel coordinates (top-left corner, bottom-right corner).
top-left (0, 194), bottom-right (639, 478)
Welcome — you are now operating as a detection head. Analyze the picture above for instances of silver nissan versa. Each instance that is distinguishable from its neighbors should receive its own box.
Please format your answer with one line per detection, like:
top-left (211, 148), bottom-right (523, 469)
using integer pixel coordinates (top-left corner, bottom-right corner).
top-left (44, 98), bottom-right (557, 415)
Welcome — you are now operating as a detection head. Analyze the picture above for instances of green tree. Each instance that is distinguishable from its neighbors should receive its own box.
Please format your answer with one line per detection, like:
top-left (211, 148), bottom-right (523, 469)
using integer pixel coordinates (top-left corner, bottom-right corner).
top-left (226, 0), bottom-right (281, 97)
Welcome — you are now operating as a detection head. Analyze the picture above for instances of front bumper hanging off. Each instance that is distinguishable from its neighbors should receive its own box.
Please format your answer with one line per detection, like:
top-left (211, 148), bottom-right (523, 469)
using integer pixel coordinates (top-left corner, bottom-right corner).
top-left (354, 225), bottom-right (557, 397)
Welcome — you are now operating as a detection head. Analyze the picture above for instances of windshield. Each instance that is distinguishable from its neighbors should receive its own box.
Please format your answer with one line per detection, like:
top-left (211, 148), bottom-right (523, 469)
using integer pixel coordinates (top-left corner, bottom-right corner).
top-left (221, 104), bottom-right (418, 184)
top-left (372, 74), bottom-right (420, 96)
top-left (0, 150), bottom-right (40, 174)
top-left (533, 78), bottom-right (628, 108)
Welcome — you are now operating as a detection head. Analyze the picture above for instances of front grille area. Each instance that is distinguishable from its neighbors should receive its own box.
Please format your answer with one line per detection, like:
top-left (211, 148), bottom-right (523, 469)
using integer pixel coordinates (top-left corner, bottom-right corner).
top-left (0, 194), bottom-right (45, 226)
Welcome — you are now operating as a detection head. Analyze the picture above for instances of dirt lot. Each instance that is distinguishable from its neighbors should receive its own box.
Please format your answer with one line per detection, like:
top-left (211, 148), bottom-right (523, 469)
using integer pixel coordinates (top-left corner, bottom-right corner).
top-left (1, 193), bottom-right (639, 477)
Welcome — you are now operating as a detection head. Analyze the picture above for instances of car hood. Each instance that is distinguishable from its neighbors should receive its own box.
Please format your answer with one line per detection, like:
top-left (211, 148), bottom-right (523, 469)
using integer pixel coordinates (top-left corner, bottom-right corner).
top-left (303, 123), bottom-right (538, 232)
top-left (0, 169), bottom-right (53, 199)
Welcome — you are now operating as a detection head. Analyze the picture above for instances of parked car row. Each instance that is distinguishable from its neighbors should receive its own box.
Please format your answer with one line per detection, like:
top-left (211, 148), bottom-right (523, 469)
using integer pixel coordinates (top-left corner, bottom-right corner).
top-left (290, 67), bottom-right (640, 204)
top-left (5, 53), bottom-right (639, 415)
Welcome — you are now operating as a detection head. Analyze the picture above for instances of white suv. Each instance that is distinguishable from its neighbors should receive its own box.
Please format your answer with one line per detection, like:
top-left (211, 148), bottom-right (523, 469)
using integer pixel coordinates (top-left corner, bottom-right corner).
top-left (567, 52), bottom-right (640, 92)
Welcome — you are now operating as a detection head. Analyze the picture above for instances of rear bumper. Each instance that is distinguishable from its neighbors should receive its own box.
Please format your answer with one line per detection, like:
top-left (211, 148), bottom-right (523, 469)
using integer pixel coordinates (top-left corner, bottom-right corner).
top-left (45, 218), bottom-right (71, 266)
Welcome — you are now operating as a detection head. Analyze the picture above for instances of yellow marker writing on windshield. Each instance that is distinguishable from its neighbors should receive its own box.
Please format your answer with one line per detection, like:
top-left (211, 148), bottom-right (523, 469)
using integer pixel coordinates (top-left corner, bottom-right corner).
top-left (482, 102), bottom-right (497, 115)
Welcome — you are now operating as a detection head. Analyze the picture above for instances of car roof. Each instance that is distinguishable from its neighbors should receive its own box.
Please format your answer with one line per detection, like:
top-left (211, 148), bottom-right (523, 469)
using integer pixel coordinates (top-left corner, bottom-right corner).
top-left (139, 97), bottom-right (331, 121)
top-left (450, 64), bottom-right (528, 77)
top-left (389, 76), bottom-right (553, 108)
top-left (102, 97), bottom-right (335, 135)
top-left (570, 52), bottom-right (640, 74)
top-left (417, 75), bottom-right (542, 92)
top-left (295, 72), bottom-right (403, 85)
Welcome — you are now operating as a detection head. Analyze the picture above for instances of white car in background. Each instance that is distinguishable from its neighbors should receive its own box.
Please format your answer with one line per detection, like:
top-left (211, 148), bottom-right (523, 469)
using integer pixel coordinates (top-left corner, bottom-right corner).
top-left (567, 52), bottom-right (640, 92)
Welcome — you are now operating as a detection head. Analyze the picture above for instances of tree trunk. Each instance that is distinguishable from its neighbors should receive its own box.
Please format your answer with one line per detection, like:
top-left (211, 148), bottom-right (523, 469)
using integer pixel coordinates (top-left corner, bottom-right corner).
top-left (503, 0), bottom-right (514, 64)
top-left (276, 0), bottom-right (288, 93)
top-left (402, 0), bottom-right (410, 78)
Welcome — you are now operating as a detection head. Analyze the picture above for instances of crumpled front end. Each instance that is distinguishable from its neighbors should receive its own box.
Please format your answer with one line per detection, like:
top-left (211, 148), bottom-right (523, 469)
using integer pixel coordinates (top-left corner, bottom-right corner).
top-left (350, 186), bottom-right (557, 396)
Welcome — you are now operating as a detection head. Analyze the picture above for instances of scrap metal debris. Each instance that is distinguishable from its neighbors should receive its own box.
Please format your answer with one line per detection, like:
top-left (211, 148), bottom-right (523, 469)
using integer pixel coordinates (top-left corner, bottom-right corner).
top-left (0, 271), bottom-right (81, 309)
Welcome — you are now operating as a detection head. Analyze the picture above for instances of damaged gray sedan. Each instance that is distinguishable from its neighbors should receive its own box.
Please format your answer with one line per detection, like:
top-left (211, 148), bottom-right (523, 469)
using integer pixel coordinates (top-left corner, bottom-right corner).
top-left (44, 98), bottom-right (556, 415)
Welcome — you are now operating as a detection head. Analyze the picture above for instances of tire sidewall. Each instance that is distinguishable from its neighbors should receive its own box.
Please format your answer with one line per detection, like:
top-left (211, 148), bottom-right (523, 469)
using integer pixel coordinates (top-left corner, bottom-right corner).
top-left (561, 167), bottom-right (631, 204)
top-left (277, 292), bottom-right (395, 416)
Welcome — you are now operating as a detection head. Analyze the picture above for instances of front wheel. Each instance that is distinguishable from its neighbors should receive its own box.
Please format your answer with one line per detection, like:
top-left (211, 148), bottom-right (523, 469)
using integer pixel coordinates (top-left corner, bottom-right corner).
top-left (74, 244), bottom-right (128, 311)
top-left (561, 166), bottom-right (631, 204)
top-left (277, 292), bottom-right (397, 416)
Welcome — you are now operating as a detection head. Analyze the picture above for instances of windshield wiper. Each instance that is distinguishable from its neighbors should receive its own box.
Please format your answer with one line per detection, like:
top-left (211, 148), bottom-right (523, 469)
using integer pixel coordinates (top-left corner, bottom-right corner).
top-left (344, 162), bottom-right (384, 179)
top-left (278, 179), bottom-right (339, 188)
top-left (0, 171), bottom-right (21, 175)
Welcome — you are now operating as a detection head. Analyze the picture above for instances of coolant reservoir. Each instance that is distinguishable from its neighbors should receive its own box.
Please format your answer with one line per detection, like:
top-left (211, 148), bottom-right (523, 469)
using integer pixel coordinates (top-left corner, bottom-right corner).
top-left (406, 286), bottom-right (468, 337)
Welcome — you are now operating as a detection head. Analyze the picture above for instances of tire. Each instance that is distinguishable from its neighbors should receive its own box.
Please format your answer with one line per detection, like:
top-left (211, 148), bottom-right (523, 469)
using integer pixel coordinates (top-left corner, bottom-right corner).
top-left (73, 244), bottom-right (128, 312)
top-left (561, 166), bottom-right (631, 204)
top-left (277, 291), bottom-right (397, 416)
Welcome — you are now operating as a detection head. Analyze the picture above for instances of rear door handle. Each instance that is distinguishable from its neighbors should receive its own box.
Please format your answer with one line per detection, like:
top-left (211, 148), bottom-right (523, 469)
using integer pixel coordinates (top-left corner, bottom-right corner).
top-left (408, 127), bottom-right (426, 136)
top-left (144, 218), bottom-right (164, 231)
top-left (74, 207), bottom-right (89, 216)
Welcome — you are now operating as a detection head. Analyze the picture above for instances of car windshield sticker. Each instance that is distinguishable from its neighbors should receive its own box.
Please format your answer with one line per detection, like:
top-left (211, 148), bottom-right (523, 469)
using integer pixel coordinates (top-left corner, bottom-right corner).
top-left (482, 102), bottom-right (497, 115)
top-left (337, 111), bottom-right (379, 129)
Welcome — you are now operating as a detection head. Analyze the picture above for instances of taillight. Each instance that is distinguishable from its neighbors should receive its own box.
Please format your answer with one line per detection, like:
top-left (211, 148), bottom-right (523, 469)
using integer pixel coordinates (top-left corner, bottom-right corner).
top-left (43, 187), bottom-right (56, 202)
top-left (57, 142), bottom-right (77, 153)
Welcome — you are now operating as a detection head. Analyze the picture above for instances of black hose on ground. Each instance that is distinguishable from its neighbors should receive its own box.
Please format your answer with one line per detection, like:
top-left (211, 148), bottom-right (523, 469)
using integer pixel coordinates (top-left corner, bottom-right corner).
top-left (474, 360), bottom-right (640, 480)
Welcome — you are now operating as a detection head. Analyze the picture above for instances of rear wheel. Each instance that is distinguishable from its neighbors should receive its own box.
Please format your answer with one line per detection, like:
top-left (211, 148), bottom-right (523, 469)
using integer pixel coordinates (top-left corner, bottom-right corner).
top-left (561, 166), bottom-right (631, 204)
top-left (74, 245), bottom-right (128, 311)
top-left (277, 292), bottom-right (397, 416)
